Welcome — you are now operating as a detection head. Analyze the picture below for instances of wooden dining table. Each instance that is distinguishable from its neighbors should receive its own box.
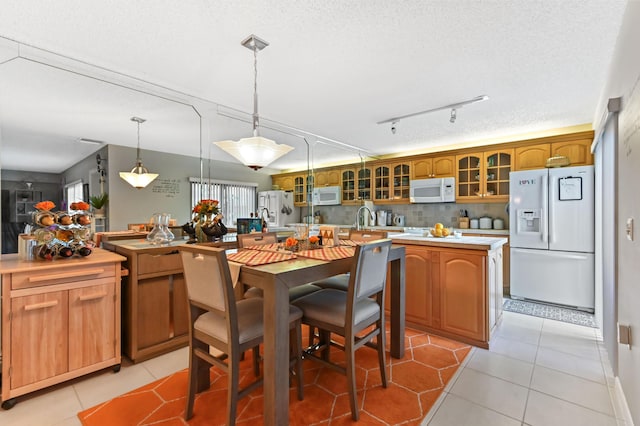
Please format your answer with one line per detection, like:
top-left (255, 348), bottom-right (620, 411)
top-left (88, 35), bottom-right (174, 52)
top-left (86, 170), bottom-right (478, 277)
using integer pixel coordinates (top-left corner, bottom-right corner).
top-left (236, 243), bottom-right (406, 426)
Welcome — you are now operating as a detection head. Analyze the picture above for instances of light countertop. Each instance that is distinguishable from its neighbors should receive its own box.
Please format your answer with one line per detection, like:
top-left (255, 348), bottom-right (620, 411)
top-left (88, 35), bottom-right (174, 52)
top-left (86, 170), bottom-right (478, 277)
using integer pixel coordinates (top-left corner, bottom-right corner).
top-left (389, 233), bottom-right (508, 251)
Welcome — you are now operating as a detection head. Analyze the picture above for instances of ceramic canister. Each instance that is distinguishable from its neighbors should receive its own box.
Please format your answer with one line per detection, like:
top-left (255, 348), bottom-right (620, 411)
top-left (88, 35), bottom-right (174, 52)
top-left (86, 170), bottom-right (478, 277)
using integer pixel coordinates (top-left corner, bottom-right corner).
top-left (479, 217), bottom-right (493, 229)
top-left (470, 218), bottom-right (479, 229)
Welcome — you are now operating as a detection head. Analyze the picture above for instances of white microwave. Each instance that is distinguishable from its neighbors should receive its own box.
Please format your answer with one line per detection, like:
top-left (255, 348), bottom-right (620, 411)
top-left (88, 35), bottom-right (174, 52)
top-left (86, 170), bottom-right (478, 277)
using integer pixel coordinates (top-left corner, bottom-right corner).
top-left (410, 177), bottom-right (456, 203)
top-left (312, 186), bottom-right (341, 205)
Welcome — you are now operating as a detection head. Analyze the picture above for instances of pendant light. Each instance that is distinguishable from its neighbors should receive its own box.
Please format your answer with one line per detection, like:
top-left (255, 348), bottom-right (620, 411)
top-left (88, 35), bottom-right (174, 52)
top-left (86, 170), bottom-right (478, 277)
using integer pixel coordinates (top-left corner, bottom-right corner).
top-left (119, 117), bottom-right (159, 189)
top-left (214, 34), bottom-right (293, 170)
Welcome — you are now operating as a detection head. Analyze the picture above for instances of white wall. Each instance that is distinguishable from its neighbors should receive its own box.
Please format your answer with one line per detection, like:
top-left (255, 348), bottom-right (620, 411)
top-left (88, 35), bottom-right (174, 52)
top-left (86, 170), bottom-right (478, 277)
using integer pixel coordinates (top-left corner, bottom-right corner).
top-left (595, 2), bottom-right (640, 423)
top-left (106, 145), bottom-right (275, 230)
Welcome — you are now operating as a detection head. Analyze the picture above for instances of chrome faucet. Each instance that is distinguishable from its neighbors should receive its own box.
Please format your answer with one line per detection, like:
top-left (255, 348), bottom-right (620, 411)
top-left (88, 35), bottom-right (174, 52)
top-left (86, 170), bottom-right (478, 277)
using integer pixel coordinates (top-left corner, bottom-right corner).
top-left (355, 206), bottom-right (374, 230)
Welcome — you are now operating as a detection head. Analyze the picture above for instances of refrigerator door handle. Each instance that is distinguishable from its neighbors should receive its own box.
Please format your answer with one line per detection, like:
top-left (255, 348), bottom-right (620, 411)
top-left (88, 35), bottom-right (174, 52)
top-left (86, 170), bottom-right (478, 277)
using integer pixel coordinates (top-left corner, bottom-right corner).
top-left (541, 173), bottom-right (548, 243)
top-left (548, 174), bottom-right (556, 245)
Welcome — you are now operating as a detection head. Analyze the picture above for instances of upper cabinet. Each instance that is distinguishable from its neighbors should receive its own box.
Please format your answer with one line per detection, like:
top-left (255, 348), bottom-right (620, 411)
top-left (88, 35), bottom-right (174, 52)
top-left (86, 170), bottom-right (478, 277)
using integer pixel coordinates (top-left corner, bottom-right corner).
top-left (551, 139), bottom-right (593, 166)
top-left (373, 161), bottom-right (410, 203)
top-left (514, 138), bottom-right (594, 170)
top-left (341, 168), bottom-right (357, 205)
top-left (270, 131), bottom-right (594, 205)
top-left (456, 149), bottom-right (512, 202)
top-left (314, 169), bottom-right (340, 187)
top-left (514, 143), bottom-right (551, 170)
top-left (272, 175), bottom-right (294, 192)
top-left (411, 156), bottom-right (455, 179)
top-left (357, 166), bottom-right (373, 202)
top-left (293, 173), bottom-right (314, 206)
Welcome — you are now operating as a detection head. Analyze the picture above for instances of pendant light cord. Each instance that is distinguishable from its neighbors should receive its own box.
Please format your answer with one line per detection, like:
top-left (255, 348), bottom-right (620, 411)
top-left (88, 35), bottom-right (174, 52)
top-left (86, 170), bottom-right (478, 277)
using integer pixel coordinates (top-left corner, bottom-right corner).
top-left (252, 42), bottom-right (259, 137)
top-left (136, 120), bottom-right (142, 163)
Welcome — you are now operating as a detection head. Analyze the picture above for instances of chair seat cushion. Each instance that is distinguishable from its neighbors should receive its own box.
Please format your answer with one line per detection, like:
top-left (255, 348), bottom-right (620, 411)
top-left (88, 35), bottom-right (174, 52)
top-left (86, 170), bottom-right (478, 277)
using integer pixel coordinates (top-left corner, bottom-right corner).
top-left (312, 274), bottom-right (349, 291)
top-left (293, 289), bottom-right (380, 329)
top-left (195, 298), bottom-right (302, 344)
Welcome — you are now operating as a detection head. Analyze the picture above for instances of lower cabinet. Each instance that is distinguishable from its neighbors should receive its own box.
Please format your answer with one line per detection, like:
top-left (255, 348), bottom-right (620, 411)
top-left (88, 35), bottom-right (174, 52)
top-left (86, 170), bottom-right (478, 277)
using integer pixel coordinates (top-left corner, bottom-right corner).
top-left (1, 251), bottom-right (123, 408)
top-left (389, 243), bottom-right (503, 348)
top-left (103, 241), bottom-right (189, 362)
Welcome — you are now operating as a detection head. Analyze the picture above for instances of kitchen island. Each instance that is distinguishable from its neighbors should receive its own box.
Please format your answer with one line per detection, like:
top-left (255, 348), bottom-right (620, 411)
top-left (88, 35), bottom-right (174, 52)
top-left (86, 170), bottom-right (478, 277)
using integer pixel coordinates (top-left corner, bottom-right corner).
top-left (388, 233), bottom-right (507, 348)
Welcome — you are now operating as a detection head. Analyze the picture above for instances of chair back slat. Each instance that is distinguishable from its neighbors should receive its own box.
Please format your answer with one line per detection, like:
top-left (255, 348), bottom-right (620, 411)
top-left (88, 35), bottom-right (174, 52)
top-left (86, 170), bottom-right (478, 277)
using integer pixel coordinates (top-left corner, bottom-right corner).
top-left (350, 239), bottom-right (392, 300)
top-left (237, 232), bottom-right (278, 248)
top-left (180, 246), bottom-right (232, 313)
top-left (348, 229), bottom-right (388, 242)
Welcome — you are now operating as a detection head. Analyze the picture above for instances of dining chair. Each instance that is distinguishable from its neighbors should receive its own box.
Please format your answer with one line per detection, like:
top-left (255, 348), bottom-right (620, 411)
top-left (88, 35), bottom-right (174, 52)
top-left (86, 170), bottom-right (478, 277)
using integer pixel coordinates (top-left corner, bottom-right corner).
top-left (238, 232), bottom-right (322, 301)
top-left (293, 239), bottom-right (392, 421)
top-left (312, 229), bottom-right (389, 292)
top-left (179, 245), bottom-right (304, 425)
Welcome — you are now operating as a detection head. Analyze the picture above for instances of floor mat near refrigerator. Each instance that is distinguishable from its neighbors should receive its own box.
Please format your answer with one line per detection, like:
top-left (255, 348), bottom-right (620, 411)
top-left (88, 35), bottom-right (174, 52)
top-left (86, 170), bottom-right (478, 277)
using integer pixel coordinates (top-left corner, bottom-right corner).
top-left (503, 298), bottom-right (597, 328)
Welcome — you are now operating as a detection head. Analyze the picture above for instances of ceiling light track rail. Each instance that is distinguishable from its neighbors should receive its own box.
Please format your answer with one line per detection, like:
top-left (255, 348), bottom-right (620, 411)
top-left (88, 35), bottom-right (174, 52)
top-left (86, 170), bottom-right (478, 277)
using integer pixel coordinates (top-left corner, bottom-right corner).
top-left (377, 95), bottom-right (489, 125)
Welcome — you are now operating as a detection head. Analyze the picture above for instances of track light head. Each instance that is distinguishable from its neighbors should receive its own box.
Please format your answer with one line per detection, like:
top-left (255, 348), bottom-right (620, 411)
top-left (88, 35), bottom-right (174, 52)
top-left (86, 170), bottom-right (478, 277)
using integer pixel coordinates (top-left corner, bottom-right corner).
top-left (391, 121), bottom-right (398, 134)
top-left (450, 108), bottom-right (457, 123)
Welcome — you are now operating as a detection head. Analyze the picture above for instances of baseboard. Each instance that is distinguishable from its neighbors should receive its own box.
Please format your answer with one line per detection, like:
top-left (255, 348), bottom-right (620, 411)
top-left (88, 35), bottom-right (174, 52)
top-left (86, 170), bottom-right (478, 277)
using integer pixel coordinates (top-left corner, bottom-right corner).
top-left (613, 376), bottom-right (635, 425)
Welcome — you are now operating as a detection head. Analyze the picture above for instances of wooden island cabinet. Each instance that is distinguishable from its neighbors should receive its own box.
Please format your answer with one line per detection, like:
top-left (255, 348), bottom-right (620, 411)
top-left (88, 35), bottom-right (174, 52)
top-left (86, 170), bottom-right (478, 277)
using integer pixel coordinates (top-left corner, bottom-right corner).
top-left (101, 239), bottom-right (190, 363)
top-left (388, 235), bottom-right (506, 348)
top-left (0, 249), bottom-right (125, 409)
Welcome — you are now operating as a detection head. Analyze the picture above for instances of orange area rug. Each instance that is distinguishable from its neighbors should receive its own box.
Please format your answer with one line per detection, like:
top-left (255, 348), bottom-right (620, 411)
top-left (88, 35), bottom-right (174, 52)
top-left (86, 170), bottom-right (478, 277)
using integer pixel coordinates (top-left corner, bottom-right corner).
top-left (78, 326), bottom-right (470, 425)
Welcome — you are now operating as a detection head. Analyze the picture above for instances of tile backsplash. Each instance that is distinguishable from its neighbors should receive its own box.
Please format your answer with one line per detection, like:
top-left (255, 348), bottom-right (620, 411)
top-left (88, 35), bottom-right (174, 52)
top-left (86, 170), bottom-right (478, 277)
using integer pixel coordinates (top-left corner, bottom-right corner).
top-left (303, 202), bottom-right (510, 229)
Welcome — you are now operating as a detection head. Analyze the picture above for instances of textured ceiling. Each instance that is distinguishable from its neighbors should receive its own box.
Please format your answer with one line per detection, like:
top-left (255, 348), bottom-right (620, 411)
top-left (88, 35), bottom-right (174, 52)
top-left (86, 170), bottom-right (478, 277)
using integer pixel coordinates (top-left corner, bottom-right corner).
top-left (0, 0), bottom-right (629, 173)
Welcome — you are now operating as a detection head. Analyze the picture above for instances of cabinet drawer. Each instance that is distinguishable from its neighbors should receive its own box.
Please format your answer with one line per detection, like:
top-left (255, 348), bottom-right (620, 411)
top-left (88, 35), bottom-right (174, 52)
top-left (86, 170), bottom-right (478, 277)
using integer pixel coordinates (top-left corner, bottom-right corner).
top-left (137, 251), bottom-right (182, 275)
top-left (12, 263), bottom-right (116, 290)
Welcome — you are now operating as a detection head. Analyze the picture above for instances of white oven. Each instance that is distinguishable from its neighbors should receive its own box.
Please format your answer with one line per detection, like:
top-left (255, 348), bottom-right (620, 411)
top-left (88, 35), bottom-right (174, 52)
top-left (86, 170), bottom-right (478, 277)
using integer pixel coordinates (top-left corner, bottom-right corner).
top-left (409, 177), bottom-right (455, 203)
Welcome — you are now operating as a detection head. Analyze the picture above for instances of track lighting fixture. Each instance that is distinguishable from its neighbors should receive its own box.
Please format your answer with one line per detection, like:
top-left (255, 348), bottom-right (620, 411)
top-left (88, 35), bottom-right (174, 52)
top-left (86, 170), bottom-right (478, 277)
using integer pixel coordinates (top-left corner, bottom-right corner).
top-left (377, 95), bottom-right (488, 127)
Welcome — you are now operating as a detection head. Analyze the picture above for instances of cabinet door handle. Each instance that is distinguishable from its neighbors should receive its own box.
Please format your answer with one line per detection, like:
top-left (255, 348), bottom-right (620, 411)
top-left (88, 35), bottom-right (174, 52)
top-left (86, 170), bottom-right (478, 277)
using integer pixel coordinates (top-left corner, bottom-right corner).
top-left (24, 300), bottom-right (59, 311)
top-left (78, 292), bottom-right (108, 302)
top-left (28, 268), bottom-right (105, 282)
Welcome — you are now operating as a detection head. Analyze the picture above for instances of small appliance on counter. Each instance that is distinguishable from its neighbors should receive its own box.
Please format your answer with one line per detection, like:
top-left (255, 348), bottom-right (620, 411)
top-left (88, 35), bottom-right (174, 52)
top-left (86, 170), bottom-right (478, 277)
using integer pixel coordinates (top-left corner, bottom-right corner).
top-left (393, 214), bottom-right (405, 227)
top-left (479, 216), bottom-right (493, 229)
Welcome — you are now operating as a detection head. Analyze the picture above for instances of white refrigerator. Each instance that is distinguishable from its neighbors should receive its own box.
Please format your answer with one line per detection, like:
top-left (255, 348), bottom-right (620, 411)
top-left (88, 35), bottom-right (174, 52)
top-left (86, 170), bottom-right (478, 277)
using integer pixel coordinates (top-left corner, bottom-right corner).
top-left (257, 190), bottom-right (297, 228)
top-left (509, 165), bottom-right (595, 311)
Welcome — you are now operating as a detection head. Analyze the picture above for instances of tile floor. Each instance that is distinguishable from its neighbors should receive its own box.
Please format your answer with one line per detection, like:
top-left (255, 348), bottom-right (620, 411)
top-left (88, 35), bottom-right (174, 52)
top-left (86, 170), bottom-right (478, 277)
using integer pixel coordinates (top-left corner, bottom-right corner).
top-left (0, 311), bottom-right (626, 426)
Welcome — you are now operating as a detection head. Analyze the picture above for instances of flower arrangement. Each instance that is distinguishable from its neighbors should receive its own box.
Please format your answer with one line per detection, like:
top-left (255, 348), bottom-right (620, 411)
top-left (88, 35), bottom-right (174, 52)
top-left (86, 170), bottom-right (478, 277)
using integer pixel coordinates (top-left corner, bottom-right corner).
top-left (308, 235), bottom-right (319, 244)
top-left (285, 237), bottom-right (299, 251)
top-left (35, 200), bottom-right (55, 211)
top-left (192, 199), bottom-right (219, 216)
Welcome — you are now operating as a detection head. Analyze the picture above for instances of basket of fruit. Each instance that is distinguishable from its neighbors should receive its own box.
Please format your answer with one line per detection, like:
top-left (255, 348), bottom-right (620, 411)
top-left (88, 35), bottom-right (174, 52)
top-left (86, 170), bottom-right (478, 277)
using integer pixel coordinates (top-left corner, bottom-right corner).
top-left (429, 223), bottom-right (452, 238)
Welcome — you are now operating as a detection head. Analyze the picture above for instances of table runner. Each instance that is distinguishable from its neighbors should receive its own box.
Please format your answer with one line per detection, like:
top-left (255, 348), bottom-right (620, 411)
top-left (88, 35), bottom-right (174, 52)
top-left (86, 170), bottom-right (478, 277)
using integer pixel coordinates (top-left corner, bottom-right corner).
top-left (296, 246), bottom-right (355, 261)
top-left (339, 239), bottom-right (364, 247)
top-left (227, 249), bottom-right (296, 266)
top-left (245, 243), bottom-right (281, 252)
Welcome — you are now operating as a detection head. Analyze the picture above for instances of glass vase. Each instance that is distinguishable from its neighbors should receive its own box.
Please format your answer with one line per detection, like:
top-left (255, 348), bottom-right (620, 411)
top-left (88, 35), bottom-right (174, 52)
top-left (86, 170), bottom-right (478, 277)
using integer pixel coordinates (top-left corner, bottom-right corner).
top-left (147, 213), bottom-right (175, 245)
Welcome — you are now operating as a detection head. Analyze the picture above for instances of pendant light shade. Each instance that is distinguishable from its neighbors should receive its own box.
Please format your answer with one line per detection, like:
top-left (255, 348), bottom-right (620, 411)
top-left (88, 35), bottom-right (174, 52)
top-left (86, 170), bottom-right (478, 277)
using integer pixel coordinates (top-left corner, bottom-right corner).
top-left (119, 117), bottom-right (159, 189)
top-left (214, 34), bottom-right (293, 170)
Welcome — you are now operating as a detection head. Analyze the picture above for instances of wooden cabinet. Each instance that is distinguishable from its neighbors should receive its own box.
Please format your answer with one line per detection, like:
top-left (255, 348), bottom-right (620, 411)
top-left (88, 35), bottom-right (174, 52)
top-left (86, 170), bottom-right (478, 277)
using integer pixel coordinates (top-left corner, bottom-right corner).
top-left (392, 243), bottom-right (503, 348)
top-left (341, 168), bottom-right (357, 205)
top-left (411, 156), bottom-right (455, 179)
top-left (1, 250), bottom-right (124, 407)
top-left (314, 169), bottom-right (340, 187)
top-left (403, 245), bottom-right (437, 327)
top-left (439, 251), bottom-right (486, 341)
top-left (357, 166), bottom-right (373, 202)
top-left (514, 143), bottom-right (551, 170)
top-left (273, 175), bottom-right (294, 191)
top-left (293, 173), bottom-right (314, 206)
top-left (551, 139), bottom-right (593, 166)
top-left (456, 150), bottom-right (512, 202)
top-left (101, 240), bottom-right (189, 362)
top-left (514, 139), bottom-right (594, 170)
top-left (373, 162), bottom-right (410, 203)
